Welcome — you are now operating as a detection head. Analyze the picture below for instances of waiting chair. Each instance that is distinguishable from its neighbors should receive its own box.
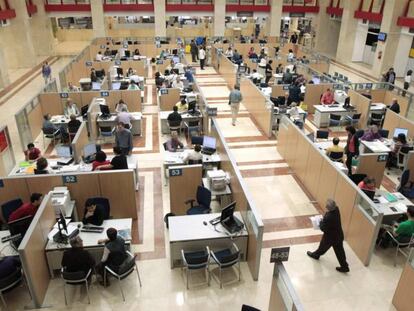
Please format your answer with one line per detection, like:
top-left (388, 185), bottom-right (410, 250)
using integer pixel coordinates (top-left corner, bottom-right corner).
top-left (328, 151), bottom-right (344, 162)
top-left (181, 246), bottom-right (210, 289)
top-left (61, 268), bottom-right (92, 305)
top-left (316, 130), bottom-right (329, 140)
top-left (370, 113), bottom-right (384, 126)
top-left (397, 146), bottom-right (413, 170)
top-left (168, 120), bottom-right (182, 135)
top-left (42, 127), bottom-right (60, 149)
top-left (0, 268), bottom-right (30, 309)
top-left (329, 114), bottom-right (342, 128)
top-left (188, 159), bottom-right (203, 165)
top-left (378, 232), bottom-right (414, 266)
top-left (210, 243), bottom-right (241, 289)
top-left (1, 198), bottom-right (22, 223)
top-left (379, 129), bottom-right (389, 139)
top-left (397, 170), bottom-right (414, 199)
top-left (99, 126), bottom-right (114, 143)
top-left (104, 251), bottom-right (142, 301)
top-left (185, 186), bottom-right (211, 215)
top-left (345, 113), bottom-right (361, 126)
top-left (84, 197), bottom-right (110, 220)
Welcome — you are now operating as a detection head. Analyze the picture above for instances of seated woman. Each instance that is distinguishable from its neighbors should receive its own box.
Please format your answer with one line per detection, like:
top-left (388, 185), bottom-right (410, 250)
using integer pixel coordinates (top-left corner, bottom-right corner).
top-left (387, 133), bottom-right (408, 168)
top-left (92, 151), bottom-right (110, 171)
top-left (166, 131), bottom-right (184, 152)
top-left (361, 125), bottom-right (382, 141)
top-left (358, 177), bottom-right (376, 192)
top-left (35, 157), bottom-right (51, 175)
top-left (82, 201), bottom-right (104, 226)
top-left (115, 99), bottom-right (129, 113)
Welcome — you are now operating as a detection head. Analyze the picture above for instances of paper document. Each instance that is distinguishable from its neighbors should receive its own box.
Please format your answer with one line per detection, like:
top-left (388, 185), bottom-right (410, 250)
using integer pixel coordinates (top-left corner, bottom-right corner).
top-left (378, 196), bottom-right (388, 204)
top-left (310, 215), bottom-right (323, 230)
top-left (394, 203), bottom-right (408, 213)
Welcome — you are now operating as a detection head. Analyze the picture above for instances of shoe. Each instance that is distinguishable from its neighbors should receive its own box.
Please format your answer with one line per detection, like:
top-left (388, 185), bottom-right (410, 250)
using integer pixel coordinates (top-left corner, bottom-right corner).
top-left (307, 251), bottom-right (319, 260)
top-left (232, 123), bottom-right (236, 126)
top-left (336, 266), bottom-right (350, 273)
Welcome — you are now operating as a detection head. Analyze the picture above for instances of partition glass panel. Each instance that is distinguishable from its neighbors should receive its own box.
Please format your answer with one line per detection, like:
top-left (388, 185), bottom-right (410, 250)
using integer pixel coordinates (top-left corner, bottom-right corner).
top-left (273, 263), bottom-right (305, 311)
top-left (356, 192), bottom-right (382, 222)
top-left (15, 105), bottom-right (33, 151)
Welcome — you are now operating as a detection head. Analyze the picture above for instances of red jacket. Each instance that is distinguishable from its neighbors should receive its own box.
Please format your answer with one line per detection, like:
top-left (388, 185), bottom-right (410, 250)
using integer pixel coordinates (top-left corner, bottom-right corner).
top-left (8, 203), bottom-right (37, 222)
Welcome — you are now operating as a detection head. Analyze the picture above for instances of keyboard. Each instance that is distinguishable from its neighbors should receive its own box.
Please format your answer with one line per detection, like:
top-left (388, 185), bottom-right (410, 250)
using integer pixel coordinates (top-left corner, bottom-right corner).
top-left (81, 226), bottom-right (104, 233)
top-left (201, 148), bottom-right (215, 155)
top-left (1, 234), bottom-right (21, 243)
top-left (209, 216), bottom-right (221, 225)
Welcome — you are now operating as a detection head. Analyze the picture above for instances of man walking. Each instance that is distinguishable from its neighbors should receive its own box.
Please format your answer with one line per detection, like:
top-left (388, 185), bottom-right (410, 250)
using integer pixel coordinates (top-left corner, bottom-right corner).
top-left (190, 40), bottom-right (198, 63)
top-left (199, 46), bottom-right (206, 70)
top-left (42, 62), bottom-right (51, 85)
top-left (228, 85), bottom-right (243, 126)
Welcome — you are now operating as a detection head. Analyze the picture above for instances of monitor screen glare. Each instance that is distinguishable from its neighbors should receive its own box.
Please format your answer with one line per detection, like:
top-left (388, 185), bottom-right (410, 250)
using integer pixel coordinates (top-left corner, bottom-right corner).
top-left (83, 143), bottom-right (97, 158)
top-left (393, 128), bottom-right (408, 138)
top-left (203, 136), bottom-right (216, 149)
top-left (56, 145), bottom-right (71, 158)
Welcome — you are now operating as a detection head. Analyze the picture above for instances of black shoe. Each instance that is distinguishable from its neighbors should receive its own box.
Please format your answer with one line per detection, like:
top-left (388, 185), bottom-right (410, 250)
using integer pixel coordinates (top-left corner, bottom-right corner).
top-left (307, 251), bottom-right (319, 260)
top-left (336, 266), bottom-right (350, 273)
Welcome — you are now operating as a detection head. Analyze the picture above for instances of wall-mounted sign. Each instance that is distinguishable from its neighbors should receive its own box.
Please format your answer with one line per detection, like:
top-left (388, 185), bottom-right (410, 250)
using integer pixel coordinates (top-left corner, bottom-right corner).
top-left (160, 89), bottom-right (168, 95)
top-left (62, 175), bottom-right (77, 184)
top-left (60, 93), bottom-right (69, 99)
top-left (85, 61), bottom-right (92, 67)
top-left (169, 168), bottom-right (182, 177)
top-left (270, 247), bottom-right (290, 263)
top-left (377, 154), bottom-right (388, 162)
top-left (100, 91), bottom-right (109, 97)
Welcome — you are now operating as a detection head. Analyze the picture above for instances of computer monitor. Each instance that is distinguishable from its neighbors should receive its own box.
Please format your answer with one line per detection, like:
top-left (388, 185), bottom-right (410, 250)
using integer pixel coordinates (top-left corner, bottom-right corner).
top-left (188, 101), bottom-right (196, 112)
top-left (116, 67), bottom-right (123, 77)
top-left (56, 145), bottom-right (72, 158)
top-left (83, 143), bottom-right (97, 158)
top-left (100, 104), bottom-right (110, 115)
top-left (8, 215), bottom-right (33, 247)
top-left (95, 69), bottom-right (105, 79)
top-left (220, 202), bottom-right (236, 222)
top-left (92, 82), bottom-right (101, 90)
top-left (393, 128), bottom-right (408, 138)
top-left (111, 50), bottom-right (117, 56)
top-left (112, 82), bottom-right (121, 90)
top-left (172, 56), bottom-right (180, 64)
top-left (362, 189), bottom-right (375, 201)
top-left (311, 76), bottom-right (321, 84)
top-left (81, 105), bottom-right (89, 116)
top-left (125, 50), bottom-right (131, 58)
top-left (203, 136), bottom-right (216, 149)
top-left (172, 48), bottom-right (178, 55)
top-left (191, 136), bottom-right (203, 145)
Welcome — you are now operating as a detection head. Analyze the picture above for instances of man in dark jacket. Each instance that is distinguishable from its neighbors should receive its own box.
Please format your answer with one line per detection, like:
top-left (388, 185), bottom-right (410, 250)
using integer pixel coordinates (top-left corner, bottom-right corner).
top-left (307, 199), bottom-right (350, 273)
top-left (190, 40), bottom-right (198, 63)
top-left (62, 236), bottom-right (95, 276)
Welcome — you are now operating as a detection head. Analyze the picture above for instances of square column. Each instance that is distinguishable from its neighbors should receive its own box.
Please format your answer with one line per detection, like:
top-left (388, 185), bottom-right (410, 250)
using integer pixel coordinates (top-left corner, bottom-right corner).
top-left (154, 0), bottom-right (167, 37)
top-left (91, 0), bottom-right (106, 38)
top-left (31, 0), bottom-right (55, 56)
top-left (0, 48), bottom-right (10, 89)
top-left (214, 0), bottom-right (226, 37)
top-left (267, 0), bottom-right (283, 38)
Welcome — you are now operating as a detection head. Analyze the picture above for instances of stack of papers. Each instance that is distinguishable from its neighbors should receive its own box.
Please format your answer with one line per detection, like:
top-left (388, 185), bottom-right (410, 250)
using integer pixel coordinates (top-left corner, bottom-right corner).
top-left (310, 215), bottom-right (323, 230)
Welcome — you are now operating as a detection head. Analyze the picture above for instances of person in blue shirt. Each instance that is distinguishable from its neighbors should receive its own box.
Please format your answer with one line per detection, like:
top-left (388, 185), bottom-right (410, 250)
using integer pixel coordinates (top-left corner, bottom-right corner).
top-left (184, 67), bottom-right (194, 83)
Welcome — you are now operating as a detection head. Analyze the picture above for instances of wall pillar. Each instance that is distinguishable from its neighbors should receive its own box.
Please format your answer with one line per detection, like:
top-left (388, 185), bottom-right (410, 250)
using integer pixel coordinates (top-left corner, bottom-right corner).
top-left (268, 0), bottom-right (283, 39)
top-left (91, 0), bottom-right (106, 38)
top-left (0, 48), bottom-right (10, 89)
top-left (154, 0), bottom-right (167, 37)
top-left (214, 0), bottom-right (226, 37)
top-left (31, 0), bottom-right (54, 56)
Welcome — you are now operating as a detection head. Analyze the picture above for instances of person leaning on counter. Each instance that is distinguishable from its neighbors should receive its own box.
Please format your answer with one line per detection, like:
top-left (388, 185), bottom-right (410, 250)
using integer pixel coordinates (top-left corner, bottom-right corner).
top-left (175, 99), bottom-right (188, 112)
top-left (95, 147), bottom-right (128, 170)
top-left (8, 193), bottom-right (43, 222)
top-left (82, 201), bottom-right (104, 226)
top-left (35, 157), bottom-right (52, 175)
top-left (24, 143), bottom-right (41, 162)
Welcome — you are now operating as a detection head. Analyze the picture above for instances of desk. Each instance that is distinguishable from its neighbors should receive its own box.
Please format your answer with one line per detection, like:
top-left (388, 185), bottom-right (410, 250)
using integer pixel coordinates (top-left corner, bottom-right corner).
top-left (202, 178), bottom-right (232, 208)
top-left (0, 230), bottom-right (19, 257)
top-left (314, 141), bottom-right (346, 151)
top-left (273, 73), bottom-right (283, 84)
top-left (360, 139), bottom-right (391, 153)
top-left (45, 218), bottom-right (132, 276)
top-left (97, 112), bottom-right (142, 135)
top-left (51, 115), bottom-right (83, 127)
top-left (159, 111), bottom-right (202, 134)
top-left (374, 191), bottom-right (411, 221)
top-left (169, 212), bottom-right (248, 268)
top-left (273, 107), bottom-right (306, 130)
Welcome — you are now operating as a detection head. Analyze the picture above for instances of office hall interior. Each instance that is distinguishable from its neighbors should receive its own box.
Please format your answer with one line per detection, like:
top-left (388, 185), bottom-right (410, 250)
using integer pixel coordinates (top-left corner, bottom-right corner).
top-left (2, 0), bottom-right (414, 310)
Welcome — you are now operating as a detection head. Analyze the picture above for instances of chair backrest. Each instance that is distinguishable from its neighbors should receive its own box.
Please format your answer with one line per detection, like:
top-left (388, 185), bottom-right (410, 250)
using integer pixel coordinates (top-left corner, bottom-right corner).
top-left (371, 113), bottom-right (384, 120)
top-left (329, 114), bottom-right (342, 121)
top-left (329, 151), bottom-right (343, 161)
top-left (162, 142), bottom-right (167, 151)
top-left (188, 159), bottom-right (202, 165)
top-left (399, 170), bottom-right (410, 191)
top-left (168, 120), bottom-right (181, 127)
top-left (99, 126), bottom-right (113, 134)
top-left (352, 113), bottom-right (362, 120)
top-left (355, 129), bottom-right (365, 139)
top-left (62, 269), bottom-right (88, 281)
top-left (34, 169), bottom-right (48, 175)
top-left (379, 129), bottom-right (389, 138)
top-left (220, 250), bottom-right (240, 265)
top-left (400, 146), bottom-right (413, 154)
top-left (350, 173), bottom-right (367, 185)
top-left (85, 197), bottom-right (110, 219)
top-left (117, 255), bottom-right (136, 276)
top-left (184, 250), bottom-right (209, 266)
top-left (42, 127), bottom-right (56, 135)
top-left (0, 268), bottom-right (21, 289)
top-left (316, 130), bottom-right (329, 139)
top-left (196, 186), bottom-right (211, 208)
top-left (1, 198), bottom-right (23, 222)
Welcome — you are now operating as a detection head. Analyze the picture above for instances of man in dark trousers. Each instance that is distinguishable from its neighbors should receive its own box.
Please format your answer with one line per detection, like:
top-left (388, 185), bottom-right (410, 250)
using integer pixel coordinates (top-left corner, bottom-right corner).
top-left (190, 40), bottom-right (198, 63)
top-left (307, 199), bottom-right (350, 273)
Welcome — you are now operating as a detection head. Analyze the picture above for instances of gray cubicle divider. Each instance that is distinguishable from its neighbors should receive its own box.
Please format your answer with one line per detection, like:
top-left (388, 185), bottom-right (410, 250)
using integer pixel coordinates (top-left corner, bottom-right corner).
top-left (0, 125), bottom-right (16, 177)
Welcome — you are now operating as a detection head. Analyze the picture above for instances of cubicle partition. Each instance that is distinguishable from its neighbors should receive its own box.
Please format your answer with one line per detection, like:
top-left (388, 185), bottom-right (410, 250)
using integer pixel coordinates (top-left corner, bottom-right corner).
top-left (383, 109), bottom-right (414, 139)
top-left (356, 153), bottom-right (388, 188)
top-left (0, 125), bottom-right (16, 177)
top-left (215, 52), bottom-right (237, 90)
top-left (71, 121), bottom-right (89, 163)
top-left (0, 170), bottom-right (138, 219)
top-left (271, 84), bottom-right (289, 98)
top-left (348, 89), bottom-right (371, 128)
top-left (18, 193), bottom-right (55, 308)
top-left (278, 116), bottom-right (383, 265)
top-left (158, 88), bottom-right (181, 111)
top-left (392, 249), bottom-right (414, 310)
top-left (303, 83), bottom-right (333, 114)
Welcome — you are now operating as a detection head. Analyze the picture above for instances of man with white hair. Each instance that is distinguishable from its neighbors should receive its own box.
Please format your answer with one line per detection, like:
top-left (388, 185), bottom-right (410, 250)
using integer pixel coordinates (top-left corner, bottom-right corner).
top-left (307, 199), bottom-right (349, 273)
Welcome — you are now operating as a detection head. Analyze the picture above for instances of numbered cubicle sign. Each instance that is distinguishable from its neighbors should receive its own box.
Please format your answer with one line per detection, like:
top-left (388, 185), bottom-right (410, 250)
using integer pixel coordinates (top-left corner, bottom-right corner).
top-left (100, 91), bottom-right (109, 97)
top-left (377, 154), bottom-right (388, 162)
top-left (100, 45), bottom-right (106, 49)
top-left (207, 107), bottom-right (218, 117)
top-left (366, 83), bottom-right (373, 89)
top-left (169, 168), bottom-right (182, 177)
top-left (115, 60), bottom-right (121, 66)
top-left (62, 175), bottom-right (77, 184)
top-left (60, 93), bottom-right (69, 99)
top-left (160, 88), bottom-right (168, 95)
top-left (283, 85), bottom-right (289, 91)
top-left (270, 247), bottom-right (290, 263)
top-left (85, 61), bottom-right (92, 67)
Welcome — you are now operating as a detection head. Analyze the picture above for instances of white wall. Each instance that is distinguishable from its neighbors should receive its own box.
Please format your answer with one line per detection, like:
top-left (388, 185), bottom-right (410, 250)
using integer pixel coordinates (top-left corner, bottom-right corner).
top-left (352, 23), bottom-right (369, 62)
top-left (393, 32), bottom-right (413, 77)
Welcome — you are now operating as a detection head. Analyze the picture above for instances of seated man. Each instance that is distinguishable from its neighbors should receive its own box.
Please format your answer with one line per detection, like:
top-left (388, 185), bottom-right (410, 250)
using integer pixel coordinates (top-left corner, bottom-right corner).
top-left (175, 99), bottom-right (188, 113)
top-left (68, 115), bottom-right (81, 136)
top-left (82, 201), bottom-right (104, 226)
top-left (289, 102), bottom-right (303, 129)
top-left (96, 228), bottom-right (128, 286)
top-left (379, 206), bottom-right (414, 248)
top-left (172, 77), bottom-right (184, 90)
top-left (183, 144), bottom-right (203, 164)
top-left (320, 88), bottom-right (335, 105)
top-left (166, 131), bottom-right (184, 152)
top-left (116, 107), bottom-right (133, 130)
top-left (0, 256), bottom-right (21, 280)
top-left (167, 106), bottom-right (182, 127)
top-left (61, 236), bottom-right (95, 276)
top-left (8, 193), bottom-right (43, 222)
top-left (361, 125), bottom-right (383, 141)
top-left (96, 147), bottom-right (128, 170)
top-left (24, 143), bottom-right (41, 162)
top-left (35, 157), bottom-right (51, 175)
top-left (326, 137), bottom-right (344, 157)
top-left (388, 98), bottom-right (400, 114)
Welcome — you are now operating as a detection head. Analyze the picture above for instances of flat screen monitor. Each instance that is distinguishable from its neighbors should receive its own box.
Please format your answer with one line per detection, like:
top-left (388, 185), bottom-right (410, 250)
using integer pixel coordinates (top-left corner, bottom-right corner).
top-left (112, 82), bottom-right (121, 90)
top-left (83, 143), bottom-right (97, 158)
top-left (8, 215), bottom-right (33, 247)
top-left (111, 50), bottom-right (117, 56)
top-left (100, 104), bottom-right (110, 115)
top-left (81, 105), bottom-right (89, 116)
top-left (203, 136), bottom-right (216, 149)
top-left (378, 32), bottom-right (387, 42)
top-left (92, 82), bottom-right (101, 90)
top-left (172, 48), bottom-right (178, 55)
top-left (172, 56), bottom-right (180, 64)
top-left (188, 101), bottom-right (196, 112)
top-left (56, 145), bottom-right (72, 158)
top-left (220, 202), bottom-right (236, 222)
top-left (191, 136), bottom-right (203, 145)
top-left (95, 69), bottom-right (105, 78)
top-left (116, 67), bottom-right (123, 76)
top-left (393, 128), bottom-right (408, 138)
top-left (362, 189), bottom-right (375, 200)
top-left (311, 76), bottom-right (320, 84)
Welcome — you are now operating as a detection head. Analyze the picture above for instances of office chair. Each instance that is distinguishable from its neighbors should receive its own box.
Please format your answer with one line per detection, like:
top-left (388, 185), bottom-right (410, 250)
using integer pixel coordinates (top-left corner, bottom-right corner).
top-left (329, 114), bottom-right (342, 128)
top-left (42, 127), bottom-right (60, 149)
top-left (370, 113), bottom-right (384, 126)
top-left (1, 198), bottom-right (23, 223)
top-left (99, 126), bottom-right (114, 143)
top-left (379, 129), bottom-right (389, 139)
top-left (328, 151), bottom-right (344, 162)
top-left (34, 169), bottom-right (48, 175)
top-left (168, 120), bottom-right (182, 135)
top-left (377, 232), bottom-right (414, 266)
top-left (0, 268), bottom-right (31, 309)
top-left (316, 130), bottom-right (329, 140)
top-left (345, 113), bottom-right (361, 126)
top-left (355, 129), bottom-right (365, 139)
top-left (241, 305), bottom-right (261, 311)
top-left (181, 246), bottom-right (210, 289)
top-left (61, 268), bottom-right (92, 305)
top-left (188, 159), bottom-right (203, 165)
top-left (104, 251), bottom-right (142, 301)
top-left (397, 146), bottom-right (413, 170)
top-left (84, 197), bottom-right (110, 220)
top-left (185, 186), bottom-right (211, 215)
top-left (210, 243), bottom-right (241, 289)
top-left (397, 170), bottom-right (414, 199)
top-left (349, 173), bottom-right (367, 185)
top-left (162, 142), bottom-right (168, 151)
top-left (184, 120), bottom-right (201, 141)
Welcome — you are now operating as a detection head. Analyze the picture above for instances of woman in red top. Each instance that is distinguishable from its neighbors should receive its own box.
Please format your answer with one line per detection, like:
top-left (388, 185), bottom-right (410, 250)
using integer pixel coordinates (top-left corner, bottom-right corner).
top-left (92, 151), bottom-right (110, 171)
top-left (358, 177), bottom-right (376, 191)
top-left (24, 143), bottom-right (41, 161)
top-left (345, 126), bottom-right (359, 176)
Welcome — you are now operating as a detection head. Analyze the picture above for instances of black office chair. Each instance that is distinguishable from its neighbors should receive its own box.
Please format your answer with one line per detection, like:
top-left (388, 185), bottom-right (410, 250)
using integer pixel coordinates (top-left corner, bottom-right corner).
top-left (349, 173), bottom-right (367, 185)
top-left (397, 146), bottom-right (414, 170)
top-left (188, 159), bottom-right (203, 165)
top-left (1, 198), bottom-right (23, 223)
top-left (345, 113), bottom-right (361, 126)
top-left (316, 130), bottom-right (329, 140)
top-left (329, 151), bottom-right (344, 162)
top-left (185, 186), bottom-right (211, 215)
top-left (84, 197), bottom-right (110, 220)
top-left (210, 243), bottom-right (241, 288)
top-left (241, 305), bottom-right (261, 311)
top-left (329, 114), bottom-right (342, 127)
top-left (370, 113), bottom-right (384, 126)
top-left (42, 127), bottom-right (61, 148)
top-left (61, 268), bottom-right (92, 305)
top-left (181, 246), bottom-right (210, 289)
top-left (34, 169), bottom-right (48, 175)
top-left (379, 129), bottom-right (389, 139)
top-left (355, 129), bottom-right (365, 139)
top-left (0, 268), bottom-right (30, 309)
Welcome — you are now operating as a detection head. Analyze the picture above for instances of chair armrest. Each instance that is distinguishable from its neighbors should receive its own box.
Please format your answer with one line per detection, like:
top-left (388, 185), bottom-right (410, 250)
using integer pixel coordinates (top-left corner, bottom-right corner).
top-left (385, 229), bottom-right (398, 244)
top-left (184, 199), bottom-right (195, 208)
top-left (181, 249), bottom-right (188, 266)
